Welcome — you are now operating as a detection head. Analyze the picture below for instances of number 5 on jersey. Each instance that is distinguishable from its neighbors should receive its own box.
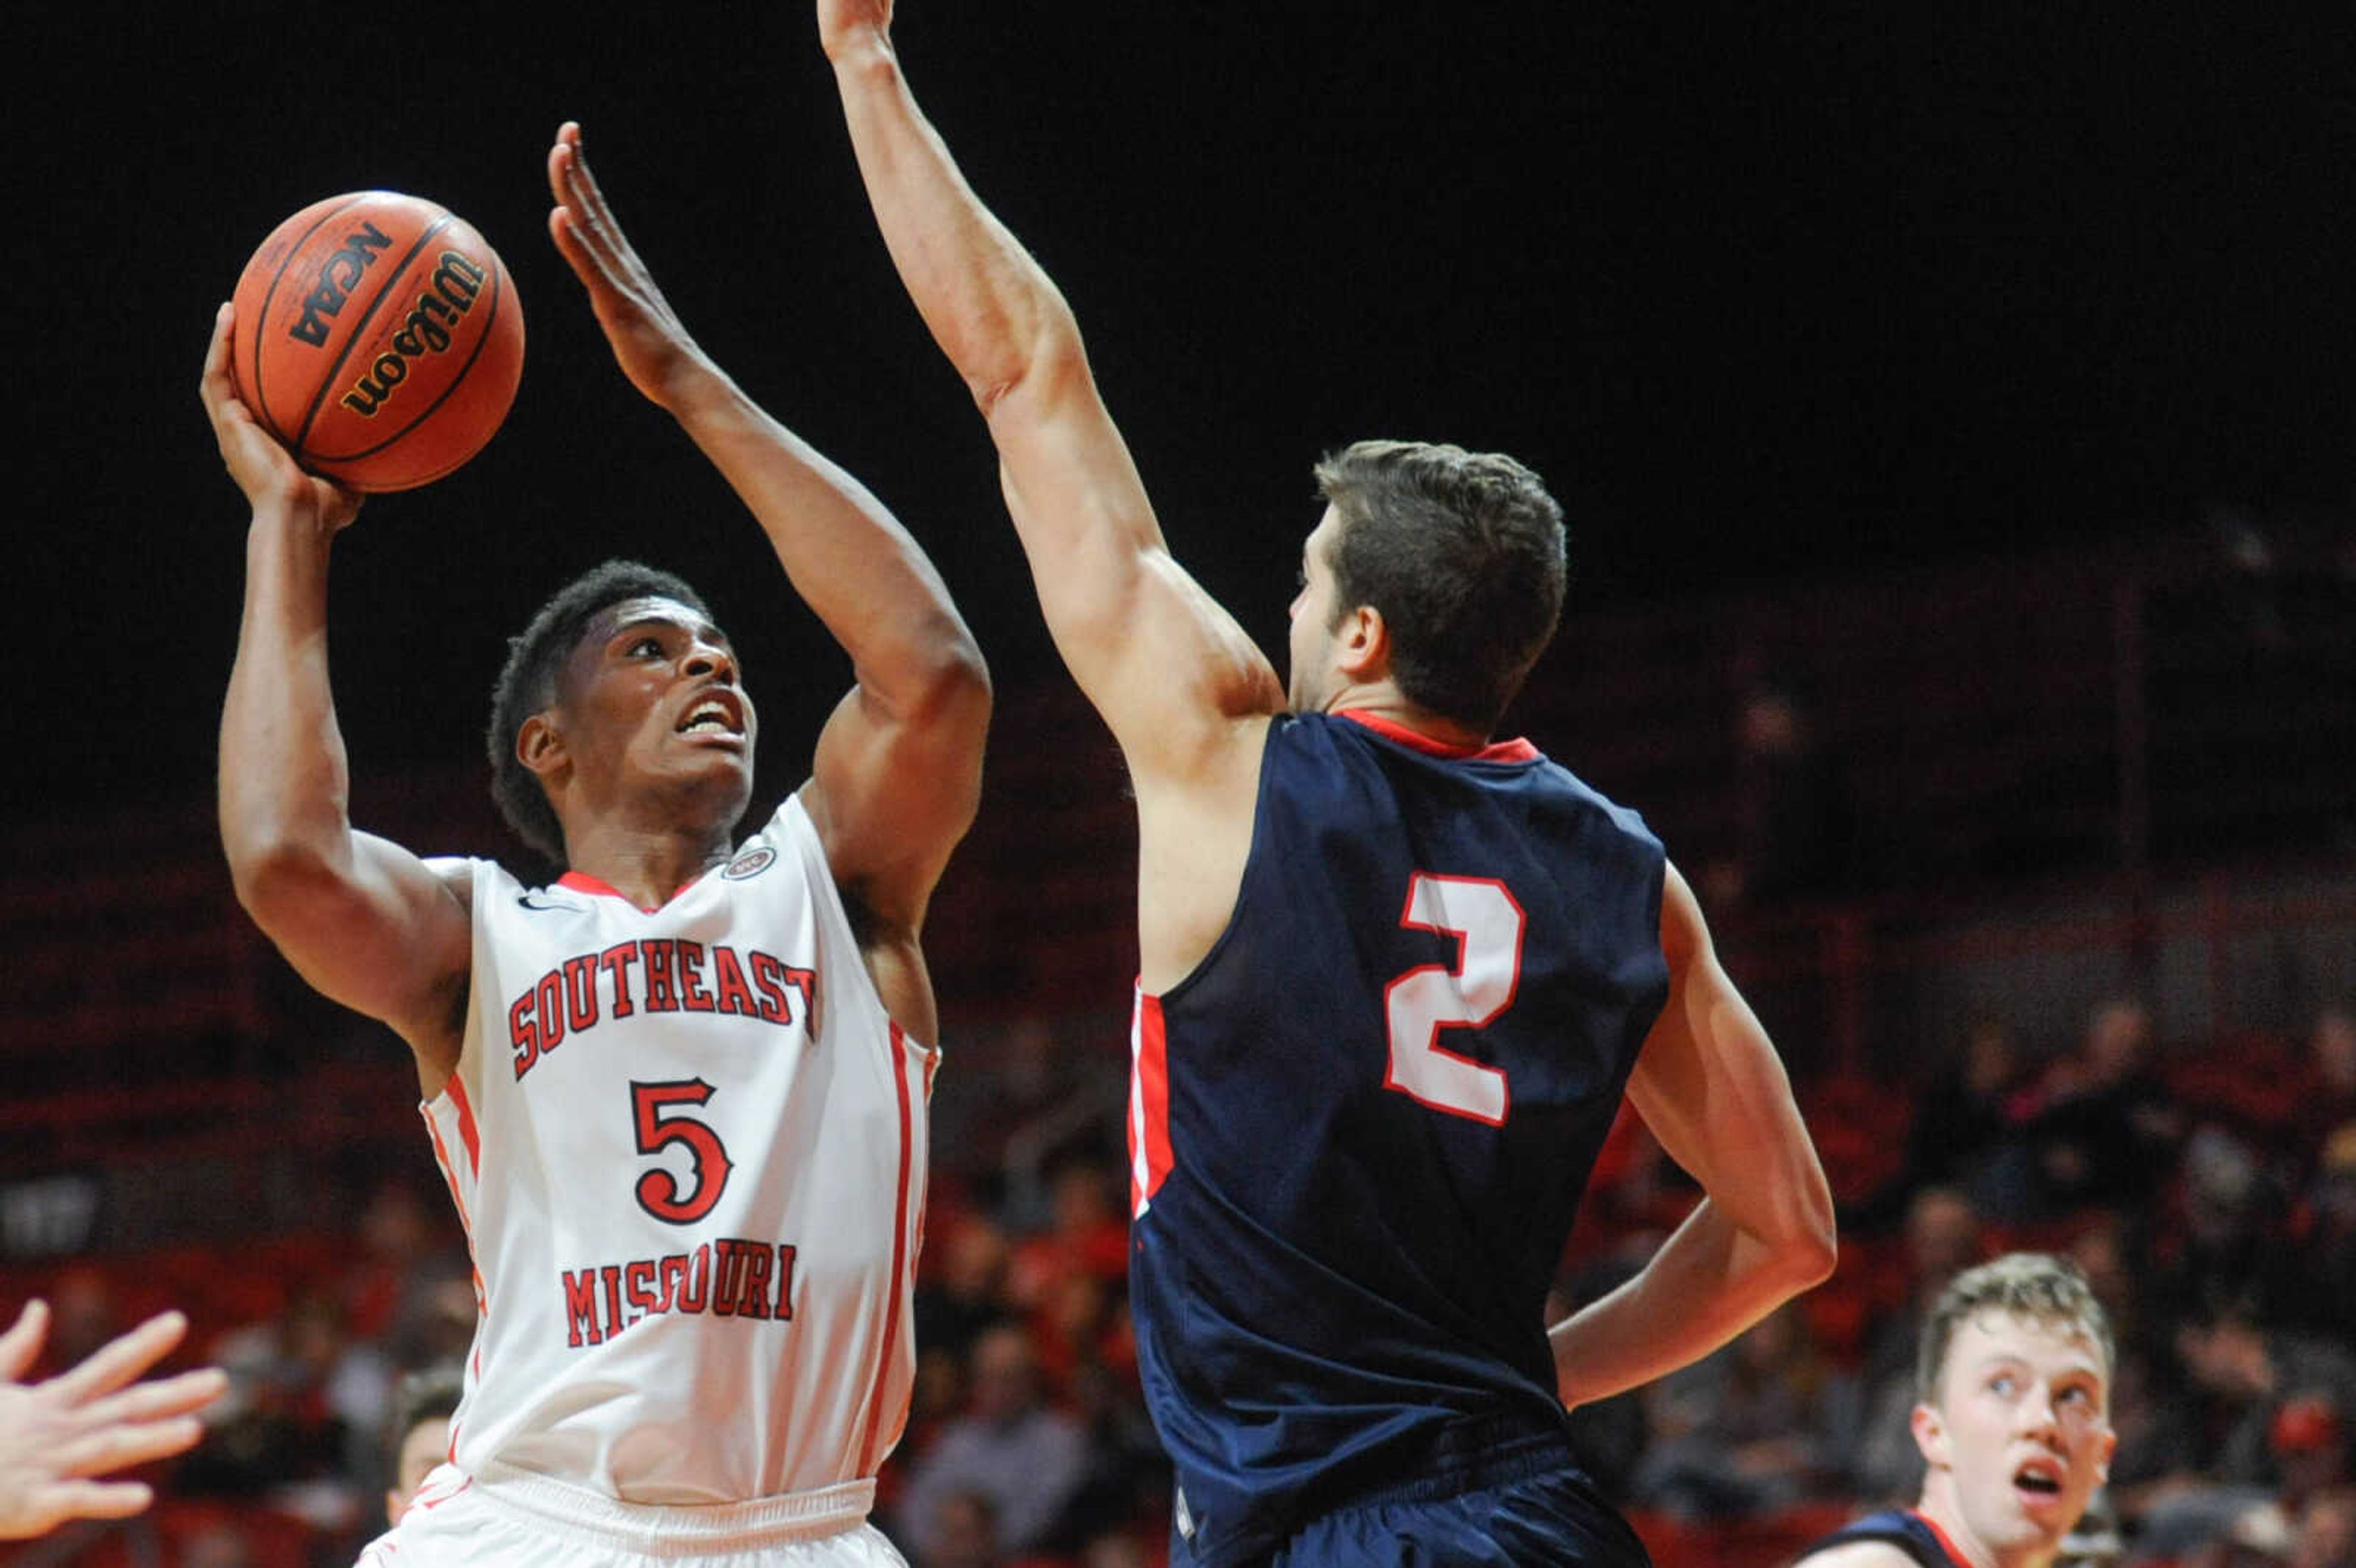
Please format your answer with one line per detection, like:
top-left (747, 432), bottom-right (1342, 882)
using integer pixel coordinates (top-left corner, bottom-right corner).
top-left (631, 1078), bottom-right (733, 1223)
top-left (1384, 874), bottom-right (1525, 1126)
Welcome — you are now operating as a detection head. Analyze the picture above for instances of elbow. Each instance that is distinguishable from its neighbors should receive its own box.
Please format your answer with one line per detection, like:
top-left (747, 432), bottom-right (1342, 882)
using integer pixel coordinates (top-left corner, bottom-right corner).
top-left (224, 832), bottom-right (345, 936)
top-left (1777, 1168), bottom-right (1841, 1292)
top-left (974, 314), bottom-right (1089, 426)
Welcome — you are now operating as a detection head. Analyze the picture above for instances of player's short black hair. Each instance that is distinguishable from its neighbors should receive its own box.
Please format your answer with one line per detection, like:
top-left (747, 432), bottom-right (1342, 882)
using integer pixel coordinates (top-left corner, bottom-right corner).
top-left (386, 1363), bottom-right (464, 1484)
top-left (1312, 440), bottom-right (1568, 735)
top-left (486, 559), bottom-right (712, 866)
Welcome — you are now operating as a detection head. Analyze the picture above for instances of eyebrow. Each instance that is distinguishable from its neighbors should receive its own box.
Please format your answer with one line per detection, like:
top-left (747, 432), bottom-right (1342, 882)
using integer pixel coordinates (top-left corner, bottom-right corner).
top-left (609, 612), bottom-right (730, 648)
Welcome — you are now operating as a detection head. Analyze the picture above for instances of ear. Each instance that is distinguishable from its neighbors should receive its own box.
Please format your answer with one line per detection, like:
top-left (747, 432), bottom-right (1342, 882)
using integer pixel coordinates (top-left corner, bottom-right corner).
top-left (385, 1488), bottom-right (406, 1529)
top-left (517, 711), bottom-right (567, 783)
top-left (1912, 1401), bottom-right (1952, 1470)
top-left (2096, 1423), bottom-right (2118, 1478)
top-left (1335, 603), bottom-right (1390, 680)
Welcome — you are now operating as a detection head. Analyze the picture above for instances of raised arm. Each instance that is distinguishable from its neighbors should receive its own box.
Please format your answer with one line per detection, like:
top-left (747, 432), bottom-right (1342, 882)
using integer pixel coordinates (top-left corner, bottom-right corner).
top-left (1548, 863), bottom-right (1836, 1407)
top-left (817, 6), bottom-right (1282, 786)
top-left (546, 124), bottom-right (988, 947)
top-left (203, 306), bottom-right (474, 1093)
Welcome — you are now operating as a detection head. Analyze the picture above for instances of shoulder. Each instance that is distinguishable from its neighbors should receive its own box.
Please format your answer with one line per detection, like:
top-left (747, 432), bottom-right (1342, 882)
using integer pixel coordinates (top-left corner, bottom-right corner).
top-left (1793, 1542), bottom-right (1927, 1568)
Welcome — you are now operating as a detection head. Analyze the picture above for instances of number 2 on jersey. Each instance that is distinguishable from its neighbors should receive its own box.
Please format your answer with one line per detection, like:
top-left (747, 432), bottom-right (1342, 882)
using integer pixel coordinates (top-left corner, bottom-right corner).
top-left (1383, 874), bottom-right (1524, 1126)
top-left (631, 1078), bottom-right (733, 1223)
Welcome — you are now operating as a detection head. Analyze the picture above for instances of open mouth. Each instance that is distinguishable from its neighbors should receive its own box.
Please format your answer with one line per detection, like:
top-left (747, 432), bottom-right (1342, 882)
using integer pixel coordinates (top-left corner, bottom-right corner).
top-left (676, 691), bottom-right (745, 739)
top-left (2014, 1461), bottom-right (2065, 1499)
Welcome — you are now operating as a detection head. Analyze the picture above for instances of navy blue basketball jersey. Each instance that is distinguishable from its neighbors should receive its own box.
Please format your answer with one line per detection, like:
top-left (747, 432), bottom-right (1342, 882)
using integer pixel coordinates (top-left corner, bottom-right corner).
top-left (1792, 1510), bottom-right (1966, 1568)
top-left (1127, 709), bottom-right (1671, 1567)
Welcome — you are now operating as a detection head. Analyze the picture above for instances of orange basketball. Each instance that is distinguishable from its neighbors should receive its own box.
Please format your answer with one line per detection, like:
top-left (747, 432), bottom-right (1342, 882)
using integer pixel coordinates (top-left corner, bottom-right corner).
top-left (229, 191), bottom-right (525, 493)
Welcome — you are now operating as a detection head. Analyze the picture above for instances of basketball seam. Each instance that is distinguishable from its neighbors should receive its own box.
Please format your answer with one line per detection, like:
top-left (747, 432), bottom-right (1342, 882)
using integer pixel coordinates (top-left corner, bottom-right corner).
top-left (288, 212), bottom-right (459, 455)
top-left (248, 193), bottom-right (376, 447)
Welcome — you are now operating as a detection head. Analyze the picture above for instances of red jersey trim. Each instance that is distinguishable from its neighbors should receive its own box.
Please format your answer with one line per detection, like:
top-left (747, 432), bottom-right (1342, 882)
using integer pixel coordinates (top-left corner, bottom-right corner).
top-left (1336, 708), bottom-right (1539, 763)
top-left (855, 1021), bottom-right (919, 1475)
top-left (1912, 1509), bottom-right (1977, 1568)
top-left (1129, 986), bottom-right (1173, 1216)
top-left (556, 868), bottom-right (709, 913)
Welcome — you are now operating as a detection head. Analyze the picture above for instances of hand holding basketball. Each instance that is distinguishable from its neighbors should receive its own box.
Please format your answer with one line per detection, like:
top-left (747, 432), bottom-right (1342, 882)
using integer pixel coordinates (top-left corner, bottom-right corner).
top-left (201, 302), bottom-right (363, 532)
top-left (547, 123), bottom-right (709, 412)
top-left (224, 191), bottom-right (524, 493)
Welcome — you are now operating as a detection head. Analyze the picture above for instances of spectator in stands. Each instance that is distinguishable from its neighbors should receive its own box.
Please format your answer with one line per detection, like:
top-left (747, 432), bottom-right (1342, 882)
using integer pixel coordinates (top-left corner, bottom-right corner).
top-left (380, 1364), bottom-right (462, 1529)
top-left (2289, 1005), bottom-right (2356, 1193)
top-left (1724, 677), bottom-right (1857, 907)
top-left (1790, 1253), bottom-right (2115, 1568)
top-left (2015, 997), bottom-right (2184, 1216)
top-left (2154, 1128), bottom-right (2301, 1335)
top-left (2288, 1125), bottom-right (2356, 1348)
top-left (1631, 1299), bottom-right (1859, 1519)
top-left (895, 1321), bottom-right (1088, 1566)
top-left (0, 1300), bottom-right (227, 1541)
top-left (2136, 1312), bottom-right (2356, 1559)
top-left (1849, 1020), bottom-right (2027, 1231)
top-left (915, 1211), bottom-right (1013, 1369)
top-left (2286, 1483), bottom-right (2355, 1568)
top-left (915, 1486), bottom-right (1006, 1568)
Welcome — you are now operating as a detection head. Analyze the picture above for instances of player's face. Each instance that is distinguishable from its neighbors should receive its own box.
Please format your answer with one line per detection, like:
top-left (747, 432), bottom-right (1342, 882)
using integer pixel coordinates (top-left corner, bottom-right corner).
top-left (386, 1413), bottom-right (452, 1526)
top-left (1917, 1312), bottom-right (2115, 1567)
top-left (1286, 506), bottom-right (1347, 712)
top-left (554, 596), bottom-right (758, 818)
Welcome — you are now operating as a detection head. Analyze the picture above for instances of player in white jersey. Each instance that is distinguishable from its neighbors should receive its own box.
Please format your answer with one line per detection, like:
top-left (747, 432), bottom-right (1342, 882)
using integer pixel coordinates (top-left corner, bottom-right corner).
top-left (202, 122), bottom-right (990, 1568)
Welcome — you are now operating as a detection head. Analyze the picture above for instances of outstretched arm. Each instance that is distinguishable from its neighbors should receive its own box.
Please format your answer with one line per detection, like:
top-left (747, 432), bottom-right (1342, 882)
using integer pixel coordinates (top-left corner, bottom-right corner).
top-left (818, 6), bottom-right (1282, 787)
top-left (1548, 863), bottom-right (1836, 1407)
top-left (547, 125), bottom-right (988, 961)
top-left (204, 307), bottom-right (473, 1092)
top-left (0, 1301), bottom-right (228, 1540)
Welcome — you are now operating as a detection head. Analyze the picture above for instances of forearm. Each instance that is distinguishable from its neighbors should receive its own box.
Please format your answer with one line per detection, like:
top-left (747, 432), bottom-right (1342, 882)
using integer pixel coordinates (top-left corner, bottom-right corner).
top-left (219, 507), bottom-right (358, 901)
top-left (1548, 1194), bottom-right (1828, 1409)
top-left (826, 34), bottom-right (1076, 407)
top-left (664, 366), bottom-right (980, 699)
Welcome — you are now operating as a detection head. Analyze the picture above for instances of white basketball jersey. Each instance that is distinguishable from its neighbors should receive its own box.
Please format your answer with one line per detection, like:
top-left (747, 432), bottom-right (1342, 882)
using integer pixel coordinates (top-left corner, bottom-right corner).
top-left (419, 793), bottom-right (933, 1505)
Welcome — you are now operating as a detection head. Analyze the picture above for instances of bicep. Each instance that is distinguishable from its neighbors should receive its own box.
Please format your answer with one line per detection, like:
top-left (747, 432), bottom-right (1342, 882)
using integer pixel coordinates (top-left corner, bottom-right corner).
top-left (802, 642), bottom-right (991, 932)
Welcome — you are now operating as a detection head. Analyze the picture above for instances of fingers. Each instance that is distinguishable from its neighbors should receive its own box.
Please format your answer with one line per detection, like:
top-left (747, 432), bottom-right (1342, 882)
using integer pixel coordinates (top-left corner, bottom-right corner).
top-left (47, 1311), bottom-right (188, 1404)
top-left (13, 1478), bottom-right (156, 1537)
top-left (199, 302), bottom-right (241, 416)
top-left (0, 1299), bottom-right (47, 1381)
top-left (53, 1408), bottom-right (212, 1479)
top-left (80, 1366), bottom-right (228, 1429)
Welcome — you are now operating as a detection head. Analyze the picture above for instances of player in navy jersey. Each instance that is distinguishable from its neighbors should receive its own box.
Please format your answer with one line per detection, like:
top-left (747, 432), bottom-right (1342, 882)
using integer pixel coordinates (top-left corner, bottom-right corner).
top-left (1793, 1255), bottom-right (2115, 1568)
top-left (818, 4), bottom-right (1836, 1564)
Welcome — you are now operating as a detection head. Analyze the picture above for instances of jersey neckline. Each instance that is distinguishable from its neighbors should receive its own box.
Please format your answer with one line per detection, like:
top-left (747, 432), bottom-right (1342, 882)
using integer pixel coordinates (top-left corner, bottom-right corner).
top-left (1334, 707), bottom-right (1540, 764)
top-left (556, 867), bottom-right (712, 914)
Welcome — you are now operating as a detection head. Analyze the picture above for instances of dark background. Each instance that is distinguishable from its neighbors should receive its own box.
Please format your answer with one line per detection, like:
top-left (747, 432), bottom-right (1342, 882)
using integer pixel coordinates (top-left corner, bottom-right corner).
top-left (10, 5), bottom-right (2356, 824)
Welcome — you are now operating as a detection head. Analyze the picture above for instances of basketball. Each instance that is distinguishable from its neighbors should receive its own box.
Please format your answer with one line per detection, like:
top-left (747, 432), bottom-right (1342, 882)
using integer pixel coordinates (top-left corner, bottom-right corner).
top-left (228, 191), bottom-right (525, 493)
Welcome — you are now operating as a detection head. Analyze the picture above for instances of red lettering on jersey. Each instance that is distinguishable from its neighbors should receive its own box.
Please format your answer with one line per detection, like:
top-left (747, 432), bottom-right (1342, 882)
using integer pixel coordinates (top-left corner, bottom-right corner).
top-left (739, 1242), bottom-right (772, 1319)
top-left (509, 990), bottom-right (540, 1080)
top-left (643, 940), bottom-right (681, 1012)
top-left (679, 1243), bottom-right (710, 1313)
top-left (748, 952), bottom-right (815, 1029)
top-left (600, 941), bottom-right (642, 1018)
top-left (709, 945), bottom-right (758, 1017)
top-left (677, 941), bottom-right (715, 1012)
top-left (772, 1244), bottom-right (797, 1320)
top-left (709, 1239), bottom-right (745, 1316)
top-left (625, 1259), bottom-right (660, 1323)
top-left (536, 972), bottom-right (567, 1053)
top-left (601, 1264), bottom-right (628, 1332)
top-left (562, 1268), bottom-right (603, 1347)
top-left (656, 1253), bottom-right (686, 1313)
top-left (561, 954), bottom-right (601, 1031)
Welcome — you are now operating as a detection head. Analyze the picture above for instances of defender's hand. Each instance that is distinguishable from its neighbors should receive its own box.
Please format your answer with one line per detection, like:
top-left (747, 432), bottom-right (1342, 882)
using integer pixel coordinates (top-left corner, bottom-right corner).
top-left (199, 304), bottom-right (363, 531)
top-left (817, 0), bottom-right (894, 61)
top-left (547, 122), bottom-right (710, 411)
top-left (0, 1302), bottom-right (229, 1540)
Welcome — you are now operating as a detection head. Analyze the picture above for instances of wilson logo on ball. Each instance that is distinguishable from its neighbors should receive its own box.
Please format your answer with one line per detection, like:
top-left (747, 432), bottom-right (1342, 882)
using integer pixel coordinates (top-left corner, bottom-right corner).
top-left (339, 251), bottom-right (487, 417)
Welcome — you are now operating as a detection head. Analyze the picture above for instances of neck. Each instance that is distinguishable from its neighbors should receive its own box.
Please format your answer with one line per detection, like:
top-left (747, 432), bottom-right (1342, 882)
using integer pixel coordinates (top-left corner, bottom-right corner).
top-left (1319, 680), bottom-right (1489, 750)
top-left (1917, 1484), bottom-right (2044, 1568)
top-left (560, 819), bottom-right (735, 910)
